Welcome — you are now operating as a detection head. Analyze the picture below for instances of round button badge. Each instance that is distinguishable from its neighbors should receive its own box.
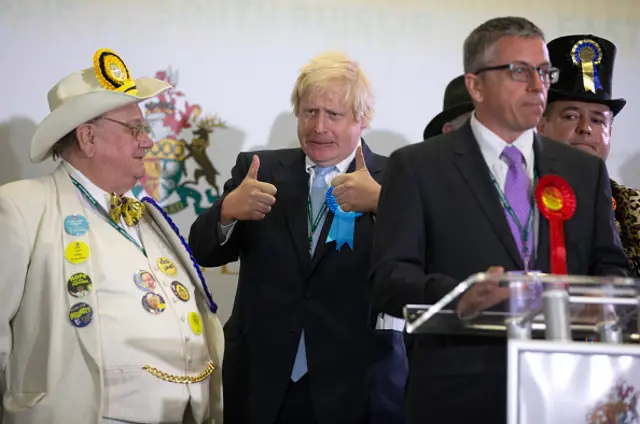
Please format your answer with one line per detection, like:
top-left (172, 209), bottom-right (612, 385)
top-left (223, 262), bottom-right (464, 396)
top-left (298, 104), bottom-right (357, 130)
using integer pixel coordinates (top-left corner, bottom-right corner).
top-left (142, 292), bottom-right (166, 314)
top-left (67, 272), bottom-right (93, 297)
top-left (171, 281), bottom-right (190, 302)
top-left (188, 312), bottom-right (203, 336)
top-left (69, 302), bottom-right (93, 328)
top-left (157, 257), bottom-right (178, 277)
top-left (134, 270), bottom-right (157, 292)
top-left (65, 241), bottom-right (90, 264)
top-left (64, 214), bottom-right (89, 236)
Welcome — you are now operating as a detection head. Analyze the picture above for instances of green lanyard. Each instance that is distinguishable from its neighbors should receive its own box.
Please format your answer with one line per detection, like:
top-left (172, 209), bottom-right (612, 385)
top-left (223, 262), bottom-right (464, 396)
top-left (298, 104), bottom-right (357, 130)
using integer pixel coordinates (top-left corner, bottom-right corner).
top-left (489, 172), bottom-right (537, 270)
top-left (307, 196), bottom-right (327, 247)
top-left (70, 177), bottom-right (147, 257)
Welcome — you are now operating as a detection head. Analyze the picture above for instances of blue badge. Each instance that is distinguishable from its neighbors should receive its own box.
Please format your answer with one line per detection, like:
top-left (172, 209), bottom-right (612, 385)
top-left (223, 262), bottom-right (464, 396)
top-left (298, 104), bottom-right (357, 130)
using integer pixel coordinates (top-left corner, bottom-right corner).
top-left (325, 186), bottom-right (363, 251)
top-left (64, 214), bottom-right (89, 236)
top-left (69, 302), bottom-right (93, 328)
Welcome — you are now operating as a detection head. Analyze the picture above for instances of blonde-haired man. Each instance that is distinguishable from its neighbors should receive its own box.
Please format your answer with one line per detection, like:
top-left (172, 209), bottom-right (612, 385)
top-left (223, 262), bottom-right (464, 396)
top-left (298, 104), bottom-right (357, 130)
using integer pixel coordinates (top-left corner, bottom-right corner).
top-left (0, 49), bottom-right (224, 424)
top-left (190, 52), bottom-right (407, 424)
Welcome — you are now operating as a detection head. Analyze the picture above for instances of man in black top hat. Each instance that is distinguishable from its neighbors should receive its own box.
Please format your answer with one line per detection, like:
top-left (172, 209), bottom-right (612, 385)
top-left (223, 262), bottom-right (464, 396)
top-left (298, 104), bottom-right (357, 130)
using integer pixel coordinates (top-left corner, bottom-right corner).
top-left (423, 75), bottom-right (474, 140)
top-left (537, 34), bottom-right (640, 276)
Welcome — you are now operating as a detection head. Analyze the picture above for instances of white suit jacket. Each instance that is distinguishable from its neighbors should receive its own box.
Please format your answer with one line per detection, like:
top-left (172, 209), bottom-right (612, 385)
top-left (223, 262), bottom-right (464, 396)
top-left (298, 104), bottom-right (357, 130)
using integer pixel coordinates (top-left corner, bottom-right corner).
top-left (0, 165), bottom-right (224, 424)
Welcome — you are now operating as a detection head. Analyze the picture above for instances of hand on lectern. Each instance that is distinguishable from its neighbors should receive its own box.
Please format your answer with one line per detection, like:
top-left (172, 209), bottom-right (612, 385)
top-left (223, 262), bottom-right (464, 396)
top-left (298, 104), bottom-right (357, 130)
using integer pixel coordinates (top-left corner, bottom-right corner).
top-left (456, 266), bottom-right (510, 318)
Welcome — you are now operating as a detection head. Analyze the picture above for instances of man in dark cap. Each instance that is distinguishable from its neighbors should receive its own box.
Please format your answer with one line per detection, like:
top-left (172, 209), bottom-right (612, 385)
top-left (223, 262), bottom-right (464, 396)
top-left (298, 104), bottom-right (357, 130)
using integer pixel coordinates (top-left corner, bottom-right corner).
top-left (423, 75), bottom-right (474, 140)
top-left (537, 34), bottom-right (640, 276)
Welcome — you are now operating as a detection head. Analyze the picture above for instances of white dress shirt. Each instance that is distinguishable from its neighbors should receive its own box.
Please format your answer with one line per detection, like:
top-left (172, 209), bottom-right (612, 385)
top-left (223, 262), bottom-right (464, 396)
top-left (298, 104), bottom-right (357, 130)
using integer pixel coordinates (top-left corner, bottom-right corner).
top-left (469, 112), bottom-right (540, 266)
top-left (304, 140), bottom-right (360, 190)
top-left (62, 160), bottom-right (143, 247)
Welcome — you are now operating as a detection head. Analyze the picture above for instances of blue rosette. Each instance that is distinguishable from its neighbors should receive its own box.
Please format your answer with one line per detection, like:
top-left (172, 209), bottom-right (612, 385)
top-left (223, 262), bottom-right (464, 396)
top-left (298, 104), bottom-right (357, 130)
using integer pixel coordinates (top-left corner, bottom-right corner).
top-left (571, 39), bottom-right (603, 93)
top-left (325, 186), bottom-right (363, 251)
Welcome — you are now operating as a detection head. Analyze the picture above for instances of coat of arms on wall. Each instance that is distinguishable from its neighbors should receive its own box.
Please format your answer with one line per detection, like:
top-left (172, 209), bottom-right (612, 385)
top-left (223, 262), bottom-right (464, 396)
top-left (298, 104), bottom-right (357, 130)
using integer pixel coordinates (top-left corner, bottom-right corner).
top-left (587, 378), bottom-right (640, 423)
top-left (133, 67), bottom-right (225, 216)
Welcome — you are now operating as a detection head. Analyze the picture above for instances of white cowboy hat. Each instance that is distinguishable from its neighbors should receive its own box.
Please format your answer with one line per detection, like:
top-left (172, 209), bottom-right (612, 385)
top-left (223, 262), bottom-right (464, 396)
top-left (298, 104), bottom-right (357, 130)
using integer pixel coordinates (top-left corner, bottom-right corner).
top-left (30, 48), bottom-right (172, 163)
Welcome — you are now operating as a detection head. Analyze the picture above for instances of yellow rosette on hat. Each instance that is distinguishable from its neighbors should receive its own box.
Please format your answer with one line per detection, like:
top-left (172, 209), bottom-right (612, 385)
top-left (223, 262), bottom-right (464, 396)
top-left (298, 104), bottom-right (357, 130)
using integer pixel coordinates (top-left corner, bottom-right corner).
top-left (30, 48), bottom-right (172, 163)
top-left (92, 48), bottom-right (137, 95)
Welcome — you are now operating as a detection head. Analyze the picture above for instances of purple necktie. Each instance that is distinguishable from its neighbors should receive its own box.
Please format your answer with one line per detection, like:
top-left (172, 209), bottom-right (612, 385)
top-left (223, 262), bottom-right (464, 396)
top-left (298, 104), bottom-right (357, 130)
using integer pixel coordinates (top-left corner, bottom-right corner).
top-left (501, 146), bottom-right (533, 265)
top-left (502, 146), bottom-right (540, 314)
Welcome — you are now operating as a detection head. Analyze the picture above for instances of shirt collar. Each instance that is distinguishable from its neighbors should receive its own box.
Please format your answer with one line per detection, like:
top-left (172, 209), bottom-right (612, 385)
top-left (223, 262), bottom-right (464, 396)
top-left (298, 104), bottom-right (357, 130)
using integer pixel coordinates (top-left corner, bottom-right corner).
top-left (62, 160), bottom-right (137, 211)
top-left (470, 112), bottom-right (535, 170)
top-left (305, 139), bottom-right (362, 174)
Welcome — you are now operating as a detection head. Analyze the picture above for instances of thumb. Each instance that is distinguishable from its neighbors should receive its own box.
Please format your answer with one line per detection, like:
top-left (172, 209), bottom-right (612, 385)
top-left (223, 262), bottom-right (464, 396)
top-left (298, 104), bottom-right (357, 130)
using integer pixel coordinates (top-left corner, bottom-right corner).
top-left (354, 145), bottom-right (366, 171)
top-left (246, 155), bottom-right (260, 180)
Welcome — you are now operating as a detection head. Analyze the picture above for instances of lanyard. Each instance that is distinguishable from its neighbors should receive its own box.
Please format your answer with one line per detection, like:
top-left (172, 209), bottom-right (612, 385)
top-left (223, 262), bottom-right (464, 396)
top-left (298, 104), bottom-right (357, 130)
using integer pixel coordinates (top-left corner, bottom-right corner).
top-left (307, 196), bottom-right (327, 247)
top-left (489, 171), bottom-right (537, 270)
top-left (70, 177), bottom-right (147, 256)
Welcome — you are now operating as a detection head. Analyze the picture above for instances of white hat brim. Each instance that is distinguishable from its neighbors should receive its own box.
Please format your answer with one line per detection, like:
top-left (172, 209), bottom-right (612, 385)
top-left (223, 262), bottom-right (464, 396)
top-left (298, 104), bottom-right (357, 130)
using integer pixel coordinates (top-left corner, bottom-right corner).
top-left (30, 77), bottom-right (171, 163)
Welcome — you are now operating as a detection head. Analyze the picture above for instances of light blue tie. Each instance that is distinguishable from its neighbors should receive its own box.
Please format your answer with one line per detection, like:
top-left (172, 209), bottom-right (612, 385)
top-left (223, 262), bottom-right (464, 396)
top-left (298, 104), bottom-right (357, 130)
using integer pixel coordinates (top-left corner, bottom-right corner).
top-left (291, 165), bottom-right (334, 382)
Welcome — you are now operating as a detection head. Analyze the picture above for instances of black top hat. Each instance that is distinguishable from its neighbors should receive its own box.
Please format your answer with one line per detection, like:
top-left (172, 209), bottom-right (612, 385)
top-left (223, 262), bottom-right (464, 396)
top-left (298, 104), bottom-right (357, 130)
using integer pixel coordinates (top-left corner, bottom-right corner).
top-left (547, 34), bottom-right (626, 116)
top-left (423, 75), bottom-right (474, 140)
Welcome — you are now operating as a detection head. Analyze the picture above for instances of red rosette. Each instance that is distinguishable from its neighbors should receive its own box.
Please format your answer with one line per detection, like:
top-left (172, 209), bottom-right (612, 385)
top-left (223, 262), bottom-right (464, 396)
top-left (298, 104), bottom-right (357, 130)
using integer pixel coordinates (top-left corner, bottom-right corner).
top-left (535, 175), bottom-right (576, 278)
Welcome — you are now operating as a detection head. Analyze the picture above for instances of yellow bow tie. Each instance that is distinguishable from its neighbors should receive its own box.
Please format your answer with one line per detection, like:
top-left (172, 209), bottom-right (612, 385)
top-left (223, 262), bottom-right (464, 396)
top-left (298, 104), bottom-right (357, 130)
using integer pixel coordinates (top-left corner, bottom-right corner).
top-left (109, 194), bottom-right (145, 227)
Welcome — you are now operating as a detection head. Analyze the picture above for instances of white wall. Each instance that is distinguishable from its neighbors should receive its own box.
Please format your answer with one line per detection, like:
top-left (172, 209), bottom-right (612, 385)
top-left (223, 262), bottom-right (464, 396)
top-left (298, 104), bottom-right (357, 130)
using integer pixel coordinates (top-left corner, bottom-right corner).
top-left (2, 0), bottom-right (639, 323)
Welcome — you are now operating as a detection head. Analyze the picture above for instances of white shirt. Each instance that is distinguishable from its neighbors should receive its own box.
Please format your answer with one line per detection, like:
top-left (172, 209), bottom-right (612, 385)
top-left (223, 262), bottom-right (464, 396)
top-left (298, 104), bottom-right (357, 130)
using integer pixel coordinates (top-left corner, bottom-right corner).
top-left (62, 161), bottom-right (143, 247)
top-left (469, 112), bottom-right (540, 266)
top-left (470, 112), bottom-right (535, 186)
top-left (305, 140), bottom-right (360, 187)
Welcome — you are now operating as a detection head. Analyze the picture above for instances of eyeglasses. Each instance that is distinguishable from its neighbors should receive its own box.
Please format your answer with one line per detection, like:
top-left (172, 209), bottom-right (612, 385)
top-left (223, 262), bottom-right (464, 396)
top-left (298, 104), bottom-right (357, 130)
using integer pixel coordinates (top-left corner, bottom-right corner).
top-left (100, 117), bottom-right (152, 140)
top-left (475, 62), bottom-right (560, 86)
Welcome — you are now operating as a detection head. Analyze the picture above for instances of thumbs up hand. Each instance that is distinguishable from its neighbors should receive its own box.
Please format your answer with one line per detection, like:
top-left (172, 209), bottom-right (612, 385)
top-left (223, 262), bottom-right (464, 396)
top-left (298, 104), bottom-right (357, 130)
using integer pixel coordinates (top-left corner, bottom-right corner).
top-left (330, 145), bottom-right (381, 213)
top-left (220, 155), bottom-right (278, 224)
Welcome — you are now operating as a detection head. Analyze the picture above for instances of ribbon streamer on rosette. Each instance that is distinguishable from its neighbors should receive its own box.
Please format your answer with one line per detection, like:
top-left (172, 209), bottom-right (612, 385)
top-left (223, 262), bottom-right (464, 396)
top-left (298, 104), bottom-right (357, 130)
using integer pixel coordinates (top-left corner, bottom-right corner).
top-left (324, 186), bottom-right (363, 251)
top-left (535, 175), bottom-right (577, 281)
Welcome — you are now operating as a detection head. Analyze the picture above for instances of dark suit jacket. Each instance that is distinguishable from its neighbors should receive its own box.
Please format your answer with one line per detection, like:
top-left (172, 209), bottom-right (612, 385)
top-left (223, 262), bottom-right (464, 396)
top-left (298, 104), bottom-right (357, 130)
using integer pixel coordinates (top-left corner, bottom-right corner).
top-left (189, 142), bottom-right (407, 424)
top-left (369, 123), bottom-right (629, 424)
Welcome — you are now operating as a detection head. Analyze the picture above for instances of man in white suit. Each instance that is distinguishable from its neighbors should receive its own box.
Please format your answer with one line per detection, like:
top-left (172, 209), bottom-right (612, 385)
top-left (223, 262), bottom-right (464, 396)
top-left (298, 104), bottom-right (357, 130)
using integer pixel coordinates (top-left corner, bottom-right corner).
top-left (0, 48), bottom-right (224, 424)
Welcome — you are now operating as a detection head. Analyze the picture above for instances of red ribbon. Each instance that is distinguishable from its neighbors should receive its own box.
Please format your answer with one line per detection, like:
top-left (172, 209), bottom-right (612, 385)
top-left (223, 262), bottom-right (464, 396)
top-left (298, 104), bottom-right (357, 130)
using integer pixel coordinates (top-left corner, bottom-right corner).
top-left (534, 175), bottom-right (576, 277)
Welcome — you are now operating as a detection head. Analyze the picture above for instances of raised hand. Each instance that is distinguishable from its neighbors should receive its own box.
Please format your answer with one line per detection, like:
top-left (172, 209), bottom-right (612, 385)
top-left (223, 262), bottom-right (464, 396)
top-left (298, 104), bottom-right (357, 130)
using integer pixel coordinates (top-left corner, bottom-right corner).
top-left (330, 146), bottom-right (381, 213)
top-left (220, 155), bottom-right (278, 224)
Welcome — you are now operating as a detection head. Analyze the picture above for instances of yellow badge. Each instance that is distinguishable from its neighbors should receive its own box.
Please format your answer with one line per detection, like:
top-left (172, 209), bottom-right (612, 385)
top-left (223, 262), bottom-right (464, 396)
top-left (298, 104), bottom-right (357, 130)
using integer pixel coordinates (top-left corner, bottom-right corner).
top-left (157, 257), bottom-right (178, 277)
top-left (541, 187), bottom-right (563, 212)
top-left (188, 312), bottom-right (203, 336)
top-left (65, 241), bottom-right (90, 264)
top-left (171, 281), bottom-right (190, 302)
top-left (92, 48), bottom-right (137, 95)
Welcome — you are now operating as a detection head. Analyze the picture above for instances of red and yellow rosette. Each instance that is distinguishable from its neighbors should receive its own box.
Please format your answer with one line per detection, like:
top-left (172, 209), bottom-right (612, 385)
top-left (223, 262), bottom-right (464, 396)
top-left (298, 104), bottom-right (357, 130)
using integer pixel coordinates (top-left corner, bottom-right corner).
top-left (535, 175), bottom-right (576, 277)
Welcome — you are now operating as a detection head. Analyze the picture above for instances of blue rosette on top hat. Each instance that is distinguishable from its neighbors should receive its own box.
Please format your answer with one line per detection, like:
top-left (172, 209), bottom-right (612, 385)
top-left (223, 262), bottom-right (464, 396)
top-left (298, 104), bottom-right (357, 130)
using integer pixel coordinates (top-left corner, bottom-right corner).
top-left (324, 186), bottom-right (363, 251)
top-left (571, 39), bottom-right (603, 94)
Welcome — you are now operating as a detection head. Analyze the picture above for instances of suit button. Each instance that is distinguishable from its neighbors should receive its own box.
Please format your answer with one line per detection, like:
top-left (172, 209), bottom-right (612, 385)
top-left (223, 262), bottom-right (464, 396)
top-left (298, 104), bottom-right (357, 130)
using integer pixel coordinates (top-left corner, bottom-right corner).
top-left (304, 292), bottom-right (311, 299)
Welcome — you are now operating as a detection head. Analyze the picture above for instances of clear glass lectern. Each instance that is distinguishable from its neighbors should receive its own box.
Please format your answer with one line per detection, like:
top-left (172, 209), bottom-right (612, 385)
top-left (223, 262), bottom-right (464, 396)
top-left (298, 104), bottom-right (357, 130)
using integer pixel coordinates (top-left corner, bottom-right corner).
top-left (403, 272), bottom-right (640, 424)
